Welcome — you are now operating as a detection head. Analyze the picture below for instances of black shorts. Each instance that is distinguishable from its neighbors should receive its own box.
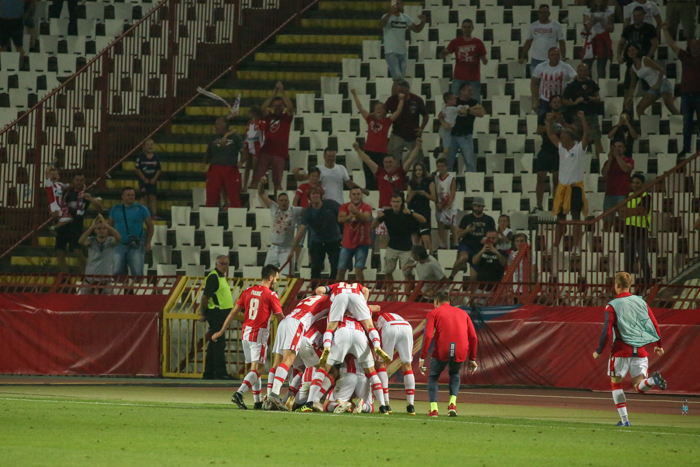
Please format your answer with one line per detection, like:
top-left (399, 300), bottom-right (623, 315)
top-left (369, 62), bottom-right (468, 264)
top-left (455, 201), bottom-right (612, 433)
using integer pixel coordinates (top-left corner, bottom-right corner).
top-left (0, 18), bottom-right (24, 49)
top-left (411, 208), bottom-right (432, 236)
top-left (139, 180), bottom-right (158, 195)
top-left (533, 149), bottom-right (559, 173)
top-left (557, 186), bottom-right (584, 220)
top-left (55, 222), bottom-right (83, 251)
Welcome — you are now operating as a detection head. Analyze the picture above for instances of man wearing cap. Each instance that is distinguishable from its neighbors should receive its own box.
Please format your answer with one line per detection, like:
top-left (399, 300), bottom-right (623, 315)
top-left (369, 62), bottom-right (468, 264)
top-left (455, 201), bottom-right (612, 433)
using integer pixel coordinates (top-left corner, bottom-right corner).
top-left (450, 196), bottom-right (495, 281)
top-left (199, 254), bottom-right (233, 380)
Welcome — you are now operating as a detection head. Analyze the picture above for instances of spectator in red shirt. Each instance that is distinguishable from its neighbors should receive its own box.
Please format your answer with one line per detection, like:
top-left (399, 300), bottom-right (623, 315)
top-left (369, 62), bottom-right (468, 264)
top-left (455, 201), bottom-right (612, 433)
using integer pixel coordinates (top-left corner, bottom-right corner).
top-left (440, 19), bottom-right (488, 101)
top-left (337, 187), bottom-right (373, 282)
top-left (419, 291), bottom-right (478, 417)
top-left (385, 80), bottom-right (430, 168)
top-left (601, 141), bottom-right (634, 231)
top-left (351, 89), bottom-right (405, 190)
top-left (293, 167), bottom-right (324, 208)
top-left (252, 81), bottom-right (294, 195)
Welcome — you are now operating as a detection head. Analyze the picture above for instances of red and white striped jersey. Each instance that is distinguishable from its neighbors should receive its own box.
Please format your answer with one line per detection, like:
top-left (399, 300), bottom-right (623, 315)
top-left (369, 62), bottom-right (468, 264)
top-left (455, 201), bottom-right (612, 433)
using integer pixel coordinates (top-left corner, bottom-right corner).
top-left (236, 285), bottom-right (283, 342)
top-left (338, 315), bottom-right (364, 332)
top-left (373, 312), bottom-right (410, 331)
top-left (326, 282), bottom-right (365, 300)
top-left (341, 355), bottom-right (363, 375)
top-left (45, 178), bottom-right (68, 214)
top-left (288, 295), bottom-right (331, 331)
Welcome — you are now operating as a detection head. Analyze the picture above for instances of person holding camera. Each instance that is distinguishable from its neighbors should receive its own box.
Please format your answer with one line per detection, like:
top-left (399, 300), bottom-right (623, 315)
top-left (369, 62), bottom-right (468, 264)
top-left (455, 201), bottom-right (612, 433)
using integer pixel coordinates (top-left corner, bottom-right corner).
top-left (108, 187), bottom-right (154, 276)
top-left (472, 229), bottom-right (508, 285)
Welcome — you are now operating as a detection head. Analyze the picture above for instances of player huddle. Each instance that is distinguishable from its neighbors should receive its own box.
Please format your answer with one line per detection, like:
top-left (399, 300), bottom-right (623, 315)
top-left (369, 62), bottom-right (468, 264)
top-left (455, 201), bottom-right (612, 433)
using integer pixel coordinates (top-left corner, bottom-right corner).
top-left (213, 270), bottom-right (416, 415)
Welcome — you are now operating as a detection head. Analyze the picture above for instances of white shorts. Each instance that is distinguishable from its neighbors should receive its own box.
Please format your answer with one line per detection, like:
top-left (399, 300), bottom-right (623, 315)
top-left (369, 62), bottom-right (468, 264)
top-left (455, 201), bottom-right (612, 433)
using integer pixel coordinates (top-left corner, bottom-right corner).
top-left (436, 208), bottom-right (457, 227)
top-left (293, 336), bottom-right (321, 369)
top-left (272, 317), bottom-right (304, 355)
top-left (329, 293), bottom-right (371, 323)
top-left (265, 244), bottom-right (293, 276)
top-left (328, 327), bottom-right (374, 369)
top-left (331, 373), bottom-right (369, 403)
top-left (607, 356), bottom-right (648, 379)
top-left (381, 323), bottom-right (414, 363)
top-left (242, 340), bottom-right (267, 365)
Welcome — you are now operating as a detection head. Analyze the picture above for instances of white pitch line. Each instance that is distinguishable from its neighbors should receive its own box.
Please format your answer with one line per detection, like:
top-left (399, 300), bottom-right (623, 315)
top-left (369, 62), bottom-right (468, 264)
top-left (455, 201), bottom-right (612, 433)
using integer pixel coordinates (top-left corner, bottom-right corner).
top-left (2, 396), bottom-right (698, 438)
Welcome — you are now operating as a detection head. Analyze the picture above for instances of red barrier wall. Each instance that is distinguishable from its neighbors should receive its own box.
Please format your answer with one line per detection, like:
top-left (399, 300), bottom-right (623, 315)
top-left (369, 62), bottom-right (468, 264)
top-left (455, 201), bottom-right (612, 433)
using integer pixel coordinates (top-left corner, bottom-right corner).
top-left (0, 293), bottom-right (167, 376)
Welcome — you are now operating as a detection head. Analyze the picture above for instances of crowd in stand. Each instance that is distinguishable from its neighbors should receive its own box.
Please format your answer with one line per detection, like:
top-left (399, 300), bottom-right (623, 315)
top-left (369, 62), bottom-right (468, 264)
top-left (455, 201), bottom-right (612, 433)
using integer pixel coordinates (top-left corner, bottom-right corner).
top-left (44, 0), bottom-right (700, 293)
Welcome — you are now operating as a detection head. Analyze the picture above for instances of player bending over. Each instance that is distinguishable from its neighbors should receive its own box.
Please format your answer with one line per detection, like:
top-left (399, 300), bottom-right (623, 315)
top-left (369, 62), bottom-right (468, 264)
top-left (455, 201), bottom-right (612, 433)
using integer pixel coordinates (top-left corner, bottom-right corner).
top-left (373, 310), bottom-right (416, 415)
top-left (212, 265), bottom-right (283, 410)
top-left (315, 282), bottom-right (391, 365)
top-left (326, 355), bottom-right (375, 414)
top-left (593, 272), bottom-right (666, 426)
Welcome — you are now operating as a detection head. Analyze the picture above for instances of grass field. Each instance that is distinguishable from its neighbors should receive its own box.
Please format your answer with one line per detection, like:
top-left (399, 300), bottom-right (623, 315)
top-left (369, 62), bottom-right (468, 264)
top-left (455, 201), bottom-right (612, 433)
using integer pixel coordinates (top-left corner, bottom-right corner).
top-left (1, 382), bottom-right (699, 466)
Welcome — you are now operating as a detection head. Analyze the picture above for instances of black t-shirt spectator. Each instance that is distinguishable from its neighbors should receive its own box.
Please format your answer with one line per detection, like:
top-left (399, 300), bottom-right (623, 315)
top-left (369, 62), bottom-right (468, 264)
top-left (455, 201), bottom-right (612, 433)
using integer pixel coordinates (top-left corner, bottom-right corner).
top-left (302, 200), bottom-right (341, 243)
top-left (458, 213), bottom-right (496, 251)
top-left (135, 153), bottom-right (162, 179)
top-left (476, 249), bottom-right (508, 282)
top-left (562, 79), bottom-right (600, 116)
top-left (63, 189), bottom-right (91, 224)
top-left (382, 208), bottom-right (417, 251)
top-left (408, 176), bottom-right (433, 215)
top-left (385, 93), bottom-right (428, 142)
top-left (451, 98), bottom-right (479, 137)
top-left (621, 23), bottom-right (657, 57)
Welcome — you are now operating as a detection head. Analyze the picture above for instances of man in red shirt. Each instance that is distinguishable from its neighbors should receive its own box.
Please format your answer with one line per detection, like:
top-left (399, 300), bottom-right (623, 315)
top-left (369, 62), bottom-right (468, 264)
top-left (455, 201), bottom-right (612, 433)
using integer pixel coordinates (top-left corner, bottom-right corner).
top-left (252, 81), bottom-right (294, 195)
top-left (440, 19), bottom-right (488, 100)
top-left (384, 81), bottom-right (429, 167)
top-left (601, 141), bottom-right (634, 231)
top-left (337, 187), bottom-right (373, 282)
top-left (293, 167), bottom-right (324, 208)
top-left (419, 291), bottom-right (478, 417)
top-left (593, 272), bottom-right (666, 426)
top-left (212, 264), bottom-right (284, 410)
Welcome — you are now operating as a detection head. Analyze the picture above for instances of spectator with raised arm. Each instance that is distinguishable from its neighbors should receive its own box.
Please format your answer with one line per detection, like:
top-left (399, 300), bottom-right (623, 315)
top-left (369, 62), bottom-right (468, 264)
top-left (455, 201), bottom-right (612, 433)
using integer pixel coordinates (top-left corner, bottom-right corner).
top-left (662, 23), bottom-right (700, 159)
top-left (384, 80), bottom-right (429, 167)
top-left (351, 89), bottom-right (405, 190)
top-left (337, 186), bottom-right (373, 282)
top-left (448, 83), bottom-right (486, 173)
top-left (582, 0), bottom-right (615, 79)
top-left (520, 5), bottom-right (566, 70)
top-left (294, 148), bottom-right (366, 206)
top-left (563, 62), bottom-right (603, 161)
top-left (109, 187), bottom-right (154, 276)
top-left (471, 229), bottom-right (508, 288)
top-left (202, 117), bottom-right (245, 210)
top-left (618, 7), bottom-right (659, 97)
top-left (624, 43), bottom-right (679, 117)
top-left (78, 214), bottom-right (120, 294)
top-left (608, 110), bottom-right (639, 157)
top-left (379, 0), bottom-right (427, 81)
top-left (258, 176), bottom-right (302, 277)
top-left (440, 19), bottom-right (488, 99)
top-left (135, 138), bottom-right (162, 220)
top-left (531, 47), bottom-right (577, 121)
top-left (601, 141), bottom-right (634, 231)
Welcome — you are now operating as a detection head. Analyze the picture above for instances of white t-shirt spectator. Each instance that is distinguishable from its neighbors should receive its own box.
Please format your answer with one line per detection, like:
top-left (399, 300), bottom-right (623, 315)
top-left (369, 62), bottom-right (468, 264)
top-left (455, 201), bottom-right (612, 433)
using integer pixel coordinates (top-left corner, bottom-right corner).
top-left (318, 164), bottom-right (350, 205)
top-left (623, 1), bottom-right (660, 27)
top-left (586, 8), bottom-right (615, 35)
top-left (527, 20), bottom-right (565, 61)
top-left (415, 256), bottom-right (446, 292)
top-left (558, 142), bottom-right (587, 185)
top-left (532, 61), bottom-right (577, 101)
top-left (440, 104), bottom-right (459, 127)
top-left (382, 13), bottom-right (414, 55)
top-left (269, 201), bottom-right (302, 247)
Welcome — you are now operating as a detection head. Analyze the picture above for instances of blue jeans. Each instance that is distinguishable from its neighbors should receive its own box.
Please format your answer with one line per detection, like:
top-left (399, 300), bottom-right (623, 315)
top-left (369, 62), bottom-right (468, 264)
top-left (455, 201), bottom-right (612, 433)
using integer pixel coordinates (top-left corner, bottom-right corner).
top-left (681, 92), bottom-right (700, 153)
top-left (451, 79), bottom-right (481, 102)
top-left (448, 134), bottom-right (476, 173)
top-left (385, 53), bottom-right (407, 80)
top-left (338, 245), bottom-right (370, 270)
top-left (113, 243), bottom-right (145, 276)
top-left (427, 357), bottom-right (463, 403)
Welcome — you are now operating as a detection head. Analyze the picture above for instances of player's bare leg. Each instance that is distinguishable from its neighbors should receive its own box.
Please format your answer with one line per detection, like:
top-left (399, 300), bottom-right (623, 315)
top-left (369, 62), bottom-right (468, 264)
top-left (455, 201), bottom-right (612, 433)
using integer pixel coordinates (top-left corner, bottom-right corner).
top-left (269, 349), bottom-right (297, 411)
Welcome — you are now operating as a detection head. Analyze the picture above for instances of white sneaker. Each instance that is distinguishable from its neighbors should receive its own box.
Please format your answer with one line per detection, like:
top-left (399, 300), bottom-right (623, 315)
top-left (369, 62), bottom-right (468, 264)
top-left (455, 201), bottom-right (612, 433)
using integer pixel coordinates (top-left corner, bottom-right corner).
top-left (333, 400), bottom-right (353, 414)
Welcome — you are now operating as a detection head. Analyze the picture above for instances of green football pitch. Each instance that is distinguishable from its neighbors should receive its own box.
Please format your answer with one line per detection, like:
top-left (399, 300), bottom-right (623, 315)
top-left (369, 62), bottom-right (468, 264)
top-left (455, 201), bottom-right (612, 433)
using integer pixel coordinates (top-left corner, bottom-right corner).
top-left (1, 382), bottom-right (698, 466)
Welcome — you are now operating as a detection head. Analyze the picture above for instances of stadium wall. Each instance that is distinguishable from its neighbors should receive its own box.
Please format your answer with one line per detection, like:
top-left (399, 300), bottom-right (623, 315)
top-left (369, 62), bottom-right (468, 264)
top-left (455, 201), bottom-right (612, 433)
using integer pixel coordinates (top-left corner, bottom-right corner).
top-left (0, 293), bottom-right (166, 376)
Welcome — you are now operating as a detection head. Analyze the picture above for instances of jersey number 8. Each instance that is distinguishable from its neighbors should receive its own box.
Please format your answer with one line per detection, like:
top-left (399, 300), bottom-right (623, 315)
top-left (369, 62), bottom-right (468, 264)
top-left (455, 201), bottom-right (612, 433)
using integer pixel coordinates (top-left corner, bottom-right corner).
top-left (248, 298), bottom-right (259, 320)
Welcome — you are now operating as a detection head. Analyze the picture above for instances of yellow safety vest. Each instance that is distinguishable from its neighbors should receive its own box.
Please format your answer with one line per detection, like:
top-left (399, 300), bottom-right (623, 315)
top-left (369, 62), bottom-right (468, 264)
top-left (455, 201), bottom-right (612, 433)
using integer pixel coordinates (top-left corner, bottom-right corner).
top-left (625, 191), bottom-right (650, 230)
top-left (206, 270), bottom-right (233, 310)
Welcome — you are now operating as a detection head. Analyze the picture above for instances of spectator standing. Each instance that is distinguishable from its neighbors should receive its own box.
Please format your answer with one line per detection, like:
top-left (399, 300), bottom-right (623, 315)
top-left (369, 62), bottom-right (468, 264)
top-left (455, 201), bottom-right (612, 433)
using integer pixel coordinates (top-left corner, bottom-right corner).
top-left (531, 47), bottom-right (577, 120)
top-left (24, 0), bottom-right (38, 52)
top-left (440, 19), bottom-right (488, 99)
top-left (620, 174), bottom-right (652, 283)
top-left (450, 196), bottom-right (496, 281)
top-left (434, 157), bottom-right (458, 249)
top-left (438, 92), bottom-right (458, 158)
top-left (199, 254), bottom-right (234, 380)
top-left (242, 106), bottom-right (266, 191)
top-left (472, 229), bottom-right (508, 286)
top-left (108, 187), bottom-right (154, 276)
top-left (135, 138), bottom-right (162, 220)
top-left (496, 214), bottom-right (513, 251)
top-left (663, 25), bottom-right (700, 159)
top-left (607, 110), bottom-right (639, 156)
top-left (532, 95), bottom-right (575, 213)
top-left (507, 233), bottom-right (536, 294)
top-left (78, 215), bottom-right (120, 294)
top-left (407, 244), bottom-right (447, 299)
top-left (45, 165), bottom-right (71, 231)
top-left (618, 7), bottom-right (659, 95)
top-left (294, 149), bottom-right (365, 205)
top-left (258, 176), bottom-right (302, 277)
top-left (563, 62), bottom-right (603, 160)
top-left (337, 187), bottom-right (373, 282)
top-left (665, 0), bottom-right (696, 40)
top-left (601, 141), bottom-right (634, 231)
top-left (288, 187), bottom-right (341, 279)
top-left (48, 0), bottom-right (77, 36)
top-left (583, 0), bottom-right (615, 79)
top-left (520, 5), bottom-right (567, 70)
top-left (625, 43), bottom-right (680, 116)
top-left (406, 161), bottom-right (436, 252)
top-left (379, 0), bottom-right (426, 81)
top-left (202, 117), bottom-right (245, 209)
top-left (448, 83), bottom-right (486, 173)
top-left (371, 194), bottom-right (426, 286)
top-left (385, 80), bottom-right (429, 166)
top-left (623, 0), bottom-right (662, 29)
top-left (1, 0), bottom-right (27, 58)
top-left (351, 89), bottom-right (405, 190)
top-left (253, 81), bottom-right (294, 194)
top-left (293, 167), bottom-right (324, 208)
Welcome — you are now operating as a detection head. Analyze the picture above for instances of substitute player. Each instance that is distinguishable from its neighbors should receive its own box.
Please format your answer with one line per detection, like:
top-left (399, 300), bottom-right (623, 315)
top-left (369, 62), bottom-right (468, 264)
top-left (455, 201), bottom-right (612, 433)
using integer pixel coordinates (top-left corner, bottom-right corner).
top-left (267, 294), bottom-right (331, 411)
top-left (593, 272), bottom-right (666, 426)
top-left (373, 310), bottom-right (416, 415)
top-left (420, 291), bottom-right (478, 417)
top-left (212, 265), bottom-right (283, 410)
top-left (315, 282), bottom-right (391, 365)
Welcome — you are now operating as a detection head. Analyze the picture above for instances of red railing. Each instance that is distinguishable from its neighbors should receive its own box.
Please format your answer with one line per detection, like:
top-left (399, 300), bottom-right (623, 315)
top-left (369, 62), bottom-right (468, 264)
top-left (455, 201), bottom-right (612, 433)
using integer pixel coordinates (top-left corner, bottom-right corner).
top-left (0, 0), bottom-right (319, 258)
top-left (535, 151), bottom-right (700, 285)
